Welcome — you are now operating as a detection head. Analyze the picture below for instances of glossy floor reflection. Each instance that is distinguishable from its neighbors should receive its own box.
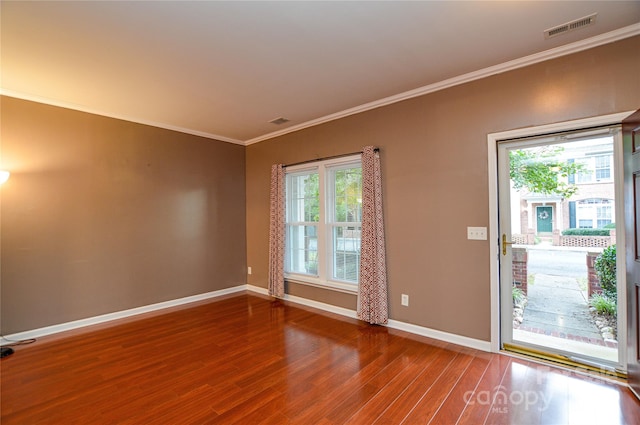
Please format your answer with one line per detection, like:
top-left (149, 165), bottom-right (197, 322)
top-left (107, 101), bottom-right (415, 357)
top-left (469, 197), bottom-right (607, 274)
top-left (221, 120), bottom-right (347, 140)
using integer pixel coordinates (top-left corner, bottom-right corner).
top-left (1, 293), bottom-right (638, 424)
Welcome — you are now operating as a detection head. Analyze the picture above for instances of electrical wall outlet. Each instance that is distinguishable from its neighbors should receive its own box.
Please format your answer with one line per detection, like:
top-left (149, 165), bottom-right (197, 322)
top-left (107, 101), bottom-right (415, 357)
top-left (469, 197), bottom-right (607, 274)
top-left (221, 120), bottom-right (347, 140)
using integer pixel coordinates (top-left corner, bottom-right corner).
top-left (247, 266), bottom-right (252, 275)
top-left (467, 226), bottom-right (487, 240)
top-left (401, 294), bottom-right (409, 306)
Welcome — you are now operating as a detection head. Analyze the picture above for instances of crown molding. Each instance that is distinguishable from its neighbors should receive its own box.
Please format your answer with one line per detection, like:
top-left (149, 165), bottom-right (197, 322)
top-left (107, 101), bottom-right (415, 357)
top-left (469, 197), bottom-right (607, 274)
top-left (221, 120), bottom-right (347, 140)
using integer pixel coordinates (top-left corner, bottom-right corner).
top-left (245, 23), bottom-right (640, 146)
top-left (0, 89), bottom-right (244, 146)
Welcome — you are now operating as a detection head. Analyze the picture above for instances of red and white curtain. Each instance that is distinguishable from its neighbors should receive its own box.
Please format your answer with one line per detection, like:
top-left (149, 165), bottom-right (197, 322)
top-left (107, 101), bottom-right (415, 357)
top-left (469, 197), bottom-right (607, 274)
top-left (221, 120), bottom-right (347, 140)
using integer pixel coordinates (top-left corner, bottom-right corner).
top-left (358, 146), bottom-right (389, 324)
top-left (268, 164), bottom-right (285, 298)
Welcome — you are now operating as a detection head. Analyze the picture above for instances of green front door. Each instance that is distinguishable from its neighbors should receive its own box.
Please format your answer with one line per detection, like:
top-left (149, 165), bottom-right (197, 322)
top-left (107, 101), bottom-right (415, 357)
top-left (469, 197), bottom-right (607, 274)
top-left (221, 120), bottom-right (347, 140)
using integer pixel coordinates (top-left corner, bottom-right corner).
top-left (536, 206), bottom-right (553, 233)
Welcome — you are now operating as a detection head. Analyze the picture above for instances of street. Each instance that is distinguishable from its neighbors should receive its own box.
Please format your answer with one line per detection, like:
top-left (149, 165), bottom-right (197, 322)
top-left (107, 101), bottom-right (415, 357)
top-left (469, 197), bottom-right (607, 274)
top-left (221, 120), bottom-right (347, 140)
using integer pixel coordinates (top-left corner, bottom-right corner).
top-left (526, 249), bottom-right (588, 277)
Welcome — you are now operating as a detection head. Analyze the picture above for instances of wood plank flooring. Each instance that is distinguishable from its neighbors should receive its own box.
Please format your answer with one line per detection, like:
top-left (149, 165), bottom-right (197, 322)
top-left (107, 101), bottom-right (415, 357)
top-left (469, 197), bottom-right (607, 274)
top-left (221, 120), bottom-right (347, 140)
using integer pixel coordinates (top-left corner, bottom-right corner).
top-left (1, 293), bottom-right (639, 424)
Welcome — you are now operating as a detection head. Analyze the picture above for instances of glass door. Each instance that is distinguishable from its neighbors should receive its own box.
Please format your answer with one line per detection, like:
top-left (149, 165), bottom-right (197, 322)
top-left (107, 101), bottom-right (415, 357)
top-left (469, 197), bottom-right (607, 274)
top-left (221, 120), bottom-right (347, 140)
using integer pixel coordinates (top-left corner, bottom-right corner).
top-left (498, 126), bottom-right (625, 373)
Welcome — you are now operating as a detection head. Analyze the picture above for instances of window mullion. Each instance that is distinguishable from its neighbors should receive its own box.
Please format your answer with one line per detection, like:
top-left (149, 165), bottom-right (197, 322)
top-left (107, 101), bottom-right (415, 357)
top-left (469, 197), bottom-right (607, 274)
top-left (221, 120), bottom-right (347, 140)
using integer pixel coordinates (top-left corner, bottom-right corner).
top-left (317, 165), bottom-right (327, 282)
top-left (327, 170), bottom-right (338, 283)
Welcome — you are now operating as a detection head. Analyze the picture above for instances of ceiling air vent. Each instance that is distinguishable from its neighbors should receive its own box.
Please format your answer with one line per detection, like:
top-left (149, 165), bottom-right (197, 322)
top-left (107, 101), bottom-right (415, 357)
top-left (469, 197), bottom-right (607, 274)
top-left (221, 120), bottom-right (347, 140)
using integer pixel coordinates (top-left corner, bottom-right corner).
top-left (269, 117), bottom-right (290, 125)
top-left (544, 13), bottom-right (597, 39)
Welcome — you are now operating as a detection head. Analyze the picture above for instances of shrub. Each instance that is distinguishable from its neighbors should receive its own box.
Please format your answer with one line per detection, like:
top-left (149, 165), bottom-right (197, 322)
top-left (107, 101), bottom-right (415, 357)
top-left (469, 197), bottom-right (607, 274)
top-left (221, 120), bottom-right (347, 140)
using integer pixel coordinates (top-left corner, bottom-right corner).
top-left (590, 293), bottom-right (616, 316)
top-left (594, 245), bottom-right (616, 299)
top-left (561, 228), bottom-right (610, 236)
top-left (603, 223), bottom-right (616, 229)
top-left (513, 286), bottom-right (525, 305)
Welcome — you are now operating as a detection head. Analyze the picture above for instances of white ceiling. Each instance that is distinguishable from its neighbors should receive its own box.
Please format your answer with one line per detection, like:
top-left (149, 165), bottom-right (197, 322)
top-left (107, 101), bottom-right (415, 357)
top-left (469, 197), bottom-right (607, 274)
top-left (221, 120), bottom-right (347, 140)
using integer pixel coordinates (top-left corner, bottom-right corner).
top-left (2, 1), bottom-right (639, 145)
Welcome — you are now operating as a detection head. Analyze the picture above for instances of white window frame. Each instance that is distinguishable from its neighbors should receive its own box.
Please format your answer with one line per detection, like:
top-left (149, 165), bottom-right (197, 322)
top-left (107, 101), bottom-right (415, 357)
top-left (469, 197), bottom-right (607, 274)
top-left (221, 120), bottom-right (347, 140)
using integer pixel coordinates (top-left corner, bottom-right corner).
top-left (284, 155), bottom-right (362, 294)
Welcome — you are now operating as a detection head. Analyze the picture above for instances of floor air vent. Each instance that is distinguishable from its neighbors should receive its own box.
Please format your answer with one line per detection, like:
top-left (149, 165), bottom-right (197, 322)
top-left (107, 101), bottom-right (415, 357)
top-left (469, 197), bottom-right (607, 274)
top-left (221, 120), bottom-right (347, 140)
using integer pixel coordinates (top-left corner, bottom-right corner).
top-left (544, 13), bottom-right (597, 39)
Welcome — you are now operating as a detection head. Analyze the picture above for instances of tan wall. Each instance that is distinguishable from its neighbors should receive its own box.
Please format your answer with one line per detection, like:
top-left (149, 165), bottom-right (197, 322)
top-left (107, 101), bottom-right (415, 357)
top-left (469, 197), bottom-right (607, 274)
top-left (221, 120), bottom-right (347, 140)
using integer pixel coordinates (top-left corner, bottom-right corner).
top-left (246, 36), bottom-right (640, 342)
top-left (1, 97), bottom-right (247, 334)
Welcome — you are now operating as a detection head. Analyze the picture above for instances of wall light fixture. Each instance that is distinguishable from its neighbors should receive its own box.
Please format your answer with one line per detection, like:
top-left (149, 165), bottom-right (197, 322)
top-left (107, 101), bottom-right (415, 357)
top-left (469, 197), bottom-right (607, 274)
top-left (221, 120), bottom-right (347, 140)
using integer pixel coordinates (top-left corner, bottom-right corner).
top-left (0, 170), bottom-right (10, 185)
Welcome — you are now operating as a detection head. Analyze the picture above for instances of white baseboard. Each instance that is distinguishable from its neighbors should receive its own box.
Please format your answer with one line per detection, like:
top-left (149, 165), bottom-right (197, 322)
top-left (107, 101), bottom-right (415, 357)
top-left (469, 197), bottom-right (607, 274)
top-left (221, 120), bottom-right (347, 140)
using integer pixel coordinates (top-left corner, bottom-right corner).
top-left (1, 285), bottom-right (246, 345)
top-left (386, 320), bottom-right (491, 352)
top-left (2, 284), bottom-right (491, 353)
top-left (246, 284), bottom-right (269, 295)
top-left (247, 284), bottom-right (358, 319)
top-left (246, 284), bottom-right (491, 352)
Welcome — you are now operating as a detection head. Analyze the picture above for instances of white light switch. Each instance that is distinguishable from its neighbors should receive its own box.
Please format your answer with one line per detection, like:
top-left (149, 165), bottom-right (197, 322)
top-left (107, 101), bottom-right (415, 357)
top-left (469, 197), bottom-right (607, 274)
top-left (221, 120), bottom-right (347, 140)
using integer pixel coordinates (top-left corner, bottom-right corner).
top-left (247, 266), bottom-right (252, 275)
top-left (467, 227), bottom-right (487, 240)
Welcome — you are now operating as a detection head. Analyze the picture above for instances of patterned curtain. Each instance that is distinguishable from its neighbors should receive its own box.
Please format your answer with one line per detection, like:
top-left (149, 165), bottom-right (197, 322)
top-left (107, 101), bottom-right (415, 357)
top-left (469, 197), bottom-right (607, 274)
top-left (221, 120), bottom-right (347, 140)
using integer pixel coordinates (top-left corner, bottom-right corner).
top-left (268, 164), bottom-right (285, 298)
top-left (358, 146), bottom-right (389, 324)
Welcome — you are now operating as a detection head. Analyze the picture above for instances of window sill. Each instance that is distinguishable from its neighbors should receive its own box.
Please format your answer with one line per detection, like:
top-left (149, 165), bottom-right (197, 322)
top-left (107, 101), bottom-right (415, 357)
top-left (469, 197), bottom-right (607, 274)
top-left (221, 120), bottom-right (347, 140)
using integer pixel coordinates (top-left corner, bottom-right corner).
top-left (285, 275), bottom-right (358, 295)
top-left (576, 180), bottom-right (613, 185)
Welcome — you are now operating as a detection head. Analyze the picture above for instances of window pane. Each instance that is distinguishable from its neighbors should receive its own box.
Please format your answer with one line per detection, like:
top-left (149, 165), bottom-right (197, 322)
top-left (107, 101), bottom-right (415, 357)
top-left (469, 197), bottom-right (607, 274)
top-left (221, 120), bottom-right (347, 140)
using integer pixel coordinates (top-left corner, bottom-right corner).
top-left (333, 167), bottom-right (362, 222)
top-left (287, 225), bottom-right (318, 275)
top-left (287, 172), bottom-right (319, 222)
top-left (596, 205), bottom-right (612, 228)
top-left (579, 219), bottom-right (593, 228)
top-left (332, 226), bottom-right (360, 283)
top-left (597, 205), bottom-right (612, 219)
top-left (595, 155), bottom-right (611, 180)
top-left (576, 158), bottom-right (593, 183)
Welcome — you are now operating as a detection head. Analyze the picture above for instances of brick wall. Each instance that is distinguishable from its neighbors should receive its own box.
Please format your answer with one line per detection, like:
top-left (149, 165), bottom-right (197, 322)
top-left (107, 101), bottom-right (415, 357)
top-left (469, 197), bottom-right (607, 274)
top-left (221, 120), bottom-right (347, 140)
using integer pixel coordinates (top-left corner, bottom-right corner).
top-left (553, 230), bottom-right (615, 248)
top-left (586, 252), bottom-right (602, 298)
top-left (512, 229), bottom-right (535, 245)
top-left (512, 247), bottom-right (528, 295)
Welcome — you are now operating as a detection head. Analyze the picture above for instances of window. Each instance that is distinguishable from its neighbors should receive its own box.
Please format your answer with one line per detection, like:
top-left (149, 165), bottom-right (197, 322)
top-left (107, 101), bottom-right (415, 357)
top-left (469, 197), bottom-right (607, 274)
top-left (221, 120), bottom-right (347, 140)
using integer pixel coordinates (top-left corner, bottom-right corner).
top-left (329, 165), bottom-right (362, 282)
top-left (575, 160), bottom-right (592, 183)
top-left (285, 156), bottom-right (362, 292)
top-left (576, 198), bottom-right (614, 229)
top-left (286, 171), bottom-right (319, 275)
top-left (575, 153), bottom-right (613, 183)
top-left (596, 205), bottom-right (612, 228)
top-left (578, 219), bottom-right (593, 229)
top-left (594, 155), bottom-right (611, 180)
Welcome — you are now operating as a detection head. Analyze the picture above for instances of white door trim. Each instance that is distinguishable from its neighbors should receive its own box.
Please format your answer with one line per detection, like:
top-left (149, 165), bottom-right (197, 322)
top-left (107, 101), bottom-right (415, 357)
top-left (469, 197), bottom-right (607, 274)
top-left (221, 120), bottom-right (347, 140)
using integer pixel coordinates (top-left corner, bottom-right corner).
top-left (487, 111), bottom-right (635, 353)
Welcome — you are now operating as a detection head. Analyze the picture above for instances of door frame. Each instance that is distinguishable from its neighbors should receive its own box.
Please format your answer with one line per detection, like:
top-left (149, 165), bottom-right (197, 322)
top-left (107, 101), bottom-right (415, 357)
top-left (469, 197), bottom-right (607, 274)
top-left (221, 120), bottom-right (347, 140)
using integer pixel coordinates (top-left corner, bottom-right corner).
top-left (487, 111), bottom-right (634, 355)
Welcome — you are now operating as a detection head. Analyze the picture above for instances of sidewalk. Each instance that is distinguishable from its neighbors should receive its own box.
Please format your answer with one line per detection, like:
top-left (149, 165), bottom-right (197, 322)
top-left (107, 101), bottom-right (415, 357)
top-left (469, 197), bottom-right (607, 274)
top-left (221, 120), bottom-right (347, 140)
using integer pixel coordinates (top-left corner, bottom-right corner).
top-left (514, 241), bottom-right (604, 253)
top-left (519, 273), bottom-right (614, 347)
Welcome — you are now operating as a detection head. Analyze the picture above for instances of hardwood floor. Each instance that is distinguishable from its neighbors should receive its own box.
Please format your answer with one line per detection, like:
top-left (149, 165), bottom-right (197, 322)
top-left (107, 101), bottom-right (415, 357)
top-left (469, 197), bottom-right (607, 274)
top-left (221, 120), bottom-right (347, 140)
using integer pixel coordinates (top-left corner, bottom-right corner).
top-left (1, 293), bottom-right (638, 424)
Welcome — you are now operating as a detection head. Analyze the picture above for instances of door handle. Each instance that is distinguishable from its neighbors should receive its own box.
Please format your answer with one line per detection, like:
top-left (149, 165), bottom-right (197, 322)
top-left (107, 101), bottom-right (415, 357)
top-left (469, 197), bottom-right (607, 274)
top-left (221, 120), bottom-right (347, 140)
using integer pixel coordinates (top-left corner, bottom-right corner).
top-left (502, 234), bottom-right (515, 256)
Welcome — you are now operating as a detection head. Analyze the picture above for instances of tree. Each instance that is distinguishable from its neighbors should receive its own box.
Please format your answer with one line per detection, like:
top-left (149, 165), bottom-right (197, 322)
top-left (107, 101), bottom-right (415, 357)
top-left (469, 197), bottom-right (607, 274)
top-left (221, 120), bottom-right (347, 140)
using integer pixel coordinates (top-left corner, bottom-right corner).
top-left (334, 168), bottom-right (362, 223)
top-left (302, 167), bottom-right (362, 223)
top-left (303, 173), bottom-right (320, 222)
top-left (509, 146), bottom-right (584, 198)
